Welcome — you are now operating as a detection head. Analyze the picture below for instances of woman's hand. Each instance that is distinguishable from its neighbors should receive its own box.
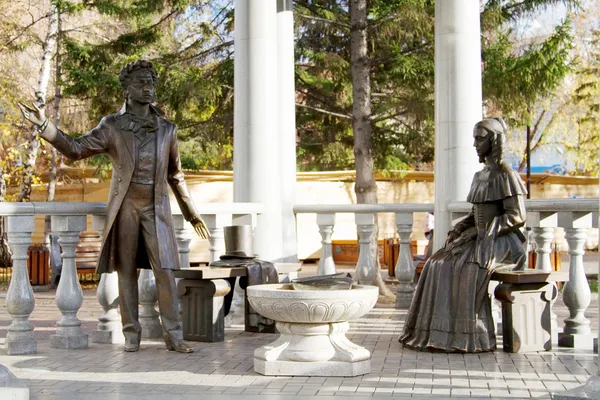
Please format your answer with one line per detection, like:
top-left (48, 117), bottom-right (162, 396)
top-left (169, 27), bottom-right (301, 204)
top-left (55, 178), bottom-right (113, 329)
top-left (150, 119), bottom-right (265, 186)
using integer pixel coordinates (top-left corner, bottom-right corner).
top-left (444, 230), bottom-right (460, 248)
top-left (445, 227), bottom-right (477, 252)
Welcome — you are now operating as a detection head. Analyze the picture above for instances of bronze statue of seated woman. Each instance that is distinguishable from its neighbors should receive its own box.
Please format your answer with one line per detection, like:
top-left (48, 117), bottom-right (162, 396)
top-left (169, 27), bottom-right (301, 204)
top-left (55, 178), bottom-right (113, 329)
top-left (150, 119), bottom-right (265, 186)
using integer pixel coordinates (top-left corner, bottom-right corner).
top-left (399, 118), bottom-right (527, 353)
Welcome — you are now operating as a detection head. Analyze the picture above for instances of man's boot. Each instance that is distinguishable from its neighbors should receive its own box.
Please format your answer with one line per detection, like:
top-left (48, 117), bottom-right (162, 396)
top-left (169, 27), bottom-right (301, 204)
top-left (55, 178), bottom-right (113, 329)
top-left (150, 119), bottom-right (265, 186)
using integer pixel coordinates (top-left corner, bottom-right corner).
top-left (164, 334), bottom-right (193, 353)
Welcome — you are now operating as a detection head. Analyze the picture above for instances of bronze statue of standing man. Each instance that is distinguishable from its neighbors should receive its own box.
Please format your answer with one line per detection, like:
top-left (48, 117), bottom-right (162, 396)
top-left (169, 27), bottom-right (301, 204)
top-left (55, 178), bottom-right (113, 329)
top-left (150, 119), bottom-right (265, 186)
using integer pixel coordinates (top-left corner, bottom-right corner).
top-left (19, 60), bottom-right (209, 353)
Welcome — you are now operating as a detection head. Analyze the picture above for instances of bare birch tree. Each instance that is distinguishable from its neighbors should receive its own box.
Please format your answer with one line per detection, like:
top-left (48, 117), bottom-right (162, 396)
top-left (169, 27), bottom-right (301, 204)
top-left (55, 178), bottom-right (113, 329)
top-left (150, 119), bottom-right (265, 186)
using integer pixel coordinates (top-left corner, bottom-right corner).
top-left (17, 2), bottom-right (59, 202)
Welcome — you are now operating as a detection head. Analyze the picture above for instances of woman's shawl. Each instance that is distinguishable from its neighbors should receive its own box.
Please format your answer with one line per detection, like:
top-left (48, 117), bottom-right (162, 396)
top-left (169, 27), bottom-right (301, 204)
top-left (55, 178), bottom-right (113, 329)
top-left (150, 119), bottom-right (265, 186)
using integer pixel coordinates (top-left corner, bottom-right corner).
top-left (466, 166), bottom-right (527, 203)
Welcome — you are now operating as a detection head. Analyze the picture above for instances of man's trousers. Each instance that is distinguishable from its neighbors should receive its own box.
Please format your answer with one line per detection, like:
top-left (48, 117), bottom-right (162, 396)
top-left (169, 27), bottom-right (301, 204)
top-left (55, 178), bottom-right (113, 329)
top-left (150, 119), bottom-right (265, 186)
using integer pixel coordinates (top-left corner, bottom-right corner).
top-left (114, 182), bottom-right (182, 345)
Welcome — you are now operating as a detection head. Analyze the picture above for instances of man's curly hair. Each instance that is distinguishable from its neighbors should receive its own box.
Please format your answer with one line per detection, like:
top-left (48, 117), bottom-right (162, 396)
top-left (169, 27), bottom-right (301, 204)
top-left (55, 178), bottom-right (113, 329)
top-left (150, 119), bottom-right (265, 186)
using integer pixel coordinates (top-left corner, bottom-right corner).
top-left (119, 60), bottom-right (158, 93)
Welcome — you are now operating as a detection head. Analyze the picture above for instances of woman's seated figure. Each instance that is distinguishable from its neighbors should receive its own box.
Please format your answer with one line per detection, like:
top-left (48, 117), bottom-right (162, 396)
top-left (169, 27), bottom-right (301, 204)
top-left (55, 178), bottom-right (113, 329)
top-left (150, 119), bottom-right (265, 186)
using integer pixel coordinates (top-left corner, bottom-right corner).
top-left (399, 118), bottom-right (527, 353)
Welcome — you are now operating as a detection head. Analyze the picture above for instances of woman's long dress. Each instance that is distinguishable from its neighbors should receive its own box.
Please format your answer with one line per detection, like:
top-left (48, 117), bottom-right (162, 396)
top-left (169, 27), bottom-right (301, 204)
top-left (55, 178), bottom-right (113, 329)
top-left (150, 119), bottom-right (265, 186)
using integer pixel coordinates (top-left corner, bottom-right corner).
top-left (399, 166), bottom-right (527, 353)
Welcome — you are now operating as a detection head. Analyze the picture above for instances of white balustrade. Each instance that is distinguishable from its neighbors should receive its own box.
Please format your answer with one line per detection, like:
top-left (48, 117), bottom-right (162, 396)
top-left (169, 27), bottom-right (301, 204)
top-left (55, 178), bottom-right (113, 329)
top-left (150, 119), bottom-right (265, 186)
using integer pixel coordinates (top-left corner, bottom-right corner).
top-left (0, 199), bottom-right (598, 357)
top-left (296, 200), bottom-right (599, 353)
top-left (5, 214), bottom-right (36, 355)
top-left (394, 212), bottom-right (415, 309)
top-left (355, 213), bottom-right (376, 285)
top-left (0, 202), bottom-right (268, 355)
top-left (317, 213), bottom-right (336, 276)
top-left (92, 215), bottom-right (124, 344)
top-left (50, 215), bottom-right (88, 349)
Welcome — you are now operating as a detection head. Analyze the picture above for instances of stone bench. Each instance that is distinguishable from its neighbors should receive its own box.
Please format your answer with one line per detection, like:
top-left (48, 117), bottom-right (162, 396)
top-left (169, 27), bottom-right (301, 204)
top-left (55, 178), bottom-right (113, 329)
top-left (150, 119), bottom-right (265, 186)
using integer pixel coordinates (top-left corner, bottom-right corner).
top-left (492, 268), bottom-right (568, 353)
top-left (174, 263), bottom-right (302, 343)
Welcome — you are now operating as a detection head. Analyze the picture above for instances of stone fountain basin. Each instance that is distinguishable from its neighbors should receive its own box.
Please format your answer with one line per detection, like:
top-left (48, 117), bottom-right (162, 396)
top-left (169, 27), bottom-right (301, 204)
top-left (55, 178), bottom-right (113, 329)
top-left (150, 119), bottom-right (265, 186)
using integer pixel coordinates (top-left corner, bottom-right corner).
top-left (247, 283), bottom-right (378, 324)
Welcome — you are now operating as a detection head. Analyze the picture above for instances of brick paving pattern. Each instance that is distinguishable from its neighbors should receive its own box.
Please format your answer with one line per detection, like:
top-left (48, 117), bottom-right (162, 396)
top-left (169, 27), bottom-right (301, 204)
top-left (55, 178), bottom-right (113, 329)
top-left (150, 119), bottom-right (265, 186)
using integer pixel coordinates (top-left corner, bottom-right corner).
top-left (0, 277), bottom-right (596, 399)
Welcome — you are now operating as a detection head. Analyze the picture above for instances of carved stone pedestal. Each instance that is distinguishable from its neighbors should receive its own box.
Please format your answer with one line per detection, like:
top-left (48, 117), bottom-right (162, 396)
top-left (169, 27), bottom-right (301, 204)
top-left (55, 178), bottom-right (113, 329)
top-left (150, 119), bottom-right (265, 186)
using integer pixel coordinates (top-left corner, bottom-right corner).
top-left (177, 279), bottom-right (231, 342)
top-left (254, 321), bottom-right (370, 377)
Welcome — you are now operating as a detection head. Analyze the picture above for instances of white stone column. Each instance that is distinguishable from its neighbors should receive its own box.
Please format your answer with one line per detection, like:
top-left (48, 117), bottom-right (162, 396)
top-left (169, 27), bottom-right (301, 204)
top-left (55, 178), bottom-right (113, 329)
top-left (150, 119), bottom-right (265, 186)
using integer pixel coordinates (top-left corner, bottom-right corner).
top-left (559, 212), bottom-right (593, 348)
top-left (277, 0), bottom-right (298, 263)
top-left (200, 214), bottom-right (232, 263)
top-left (232, 213), bottom-right (257, 228)
top-left (138, 269), bottom-right (162, 339)
top-left (317, 213), bottom-right (336, 276)
top-left (395, 213), bottom-right (414, 309)
top-left (433, 0), bottom-right (482, 251)
top-left (50, 215), bottom-right (88, 349)
top-left (355, 213), bottom-right (375, 285)
top-left (92, 215), bottom-right (124, 344)
top-left (234, 0), bottom-right (283, 261)
top-left (5, 214), bottom-right (36, 355)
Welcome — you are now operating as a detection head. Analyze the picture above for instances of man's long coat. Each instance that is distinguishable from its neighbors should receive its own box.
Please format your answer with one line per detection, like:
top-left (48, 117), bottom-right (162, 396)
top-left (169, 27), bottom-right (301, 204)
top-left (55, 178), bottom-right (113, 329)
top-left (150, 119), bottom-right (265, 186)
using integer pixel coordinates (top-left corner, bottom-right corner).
top-left (41, 105), bottom-right (197, 274)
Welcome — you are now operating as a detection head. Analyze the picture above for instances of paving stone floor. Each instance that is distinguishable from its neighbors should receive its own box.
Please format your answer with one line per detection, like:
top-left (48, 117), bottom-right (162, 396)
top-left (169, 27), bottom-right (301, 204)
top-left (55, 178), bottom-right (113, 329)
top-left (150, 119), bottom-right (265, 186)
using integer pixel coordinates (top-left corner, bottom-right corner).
top-left (0, 266), bottom-right (597, 400)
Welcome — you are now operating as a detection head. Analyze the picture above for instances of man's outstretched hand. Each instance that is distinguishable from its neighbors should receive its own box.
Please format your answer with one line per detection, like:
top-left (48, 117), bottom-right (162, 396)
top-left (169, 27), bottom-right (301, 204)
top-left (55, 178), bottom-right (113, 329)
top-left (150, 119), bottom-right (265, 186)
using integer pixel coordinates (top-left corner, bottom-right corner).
top-left (17, 102), bottom-right (46, 127)
top-left (191, 216), bottom-right (210, 239)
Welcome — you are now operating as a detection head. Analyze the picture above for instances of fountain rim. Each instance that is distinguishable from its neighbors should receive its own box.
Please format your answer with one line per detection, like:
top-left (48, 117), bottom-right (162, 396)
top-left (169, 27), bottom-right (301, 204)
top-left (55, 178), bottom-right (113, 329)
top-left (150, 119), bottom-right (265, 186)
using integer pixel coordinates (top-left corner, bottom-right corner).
top-left (246, 283), bottom-right (379, 299)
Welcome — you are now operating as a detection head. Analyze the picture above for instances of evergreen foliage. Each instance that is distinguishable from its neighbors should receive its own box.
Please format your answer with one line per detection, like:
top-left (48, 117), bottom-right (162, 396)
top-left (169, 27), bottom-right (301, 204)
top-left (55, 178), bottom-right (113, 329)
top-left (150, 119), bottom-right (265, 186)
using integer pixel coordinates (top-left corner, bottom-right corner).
top-left (3, 0), bottom-right (590, 173)
top-left (61, 0), bottom-right (235, 169)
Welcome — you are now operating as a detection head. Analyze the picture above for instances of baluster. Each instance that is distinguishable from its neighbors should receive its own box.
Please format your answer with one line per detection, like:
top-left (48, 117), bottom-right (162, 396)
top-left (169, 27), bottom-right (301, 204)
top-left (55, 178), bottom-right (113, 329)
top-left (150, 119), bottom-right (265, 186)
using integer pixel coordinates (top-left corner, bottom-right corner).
top-left (50, 215), bottom-right (88, 349)
top-left (92, 215), bottom-right (124, 344)
top-left (201, 214), bottom-right (232, 263)
top-left (528, 211), bottom-right (559, 344)
top-left (5, 214), bottom-right (36, 355)
top-left (227, 279), bottom-right (246, 327)
top-left (173, 214), bottom-right (194, 269)
top-left (226, 214), bottom-right (256, 327)
top-left (395, 213), bottom-right (414, 308)
top-left (355, 213), bottom-right (376, 285)
top-left (532, 227), bottom-right (555, 272)
top-left (559, 211), bottom-right (593, 348)
top-left (317, 213), bottom-right (336, 276)
top-left (138, 269), bottom-right (162, 338)
top-left (528, 211), bottom-right (559, 273)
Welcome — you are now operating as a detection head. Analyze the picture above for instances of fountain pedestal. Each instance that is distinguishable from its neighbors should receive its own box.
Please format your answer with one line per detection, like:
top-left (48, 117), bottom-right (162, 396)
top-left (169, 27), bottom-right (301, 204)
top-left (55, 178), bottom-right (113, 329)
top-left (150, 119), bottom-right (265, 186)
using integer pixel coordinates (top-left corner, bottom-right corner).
top-left (255, 321), bottom-right (370, 376)
top-left (248, 283), bottom-right (378, 377)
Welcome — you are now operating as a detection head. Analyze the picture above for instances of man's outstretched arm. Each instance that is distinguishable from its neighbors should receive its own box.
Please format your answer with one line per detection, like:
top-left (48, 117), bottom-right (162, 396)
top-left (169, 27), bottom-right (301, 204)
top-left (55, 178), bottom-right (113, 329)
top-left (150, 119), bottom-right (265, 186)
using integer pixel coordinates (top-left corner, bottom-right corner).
top-left (19, 102), bottom-right (110, 160)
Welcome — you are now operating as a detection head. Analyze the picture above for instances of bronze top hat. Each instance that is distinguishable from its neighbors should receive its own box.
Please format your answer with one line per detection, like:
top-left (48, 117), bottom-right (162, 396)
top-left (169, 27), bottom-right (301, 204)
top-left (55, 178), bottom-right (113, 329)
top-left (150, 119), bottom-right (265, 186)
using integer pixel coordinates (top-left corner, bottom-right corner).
top-left (220, 225), bottom-right (257, 260)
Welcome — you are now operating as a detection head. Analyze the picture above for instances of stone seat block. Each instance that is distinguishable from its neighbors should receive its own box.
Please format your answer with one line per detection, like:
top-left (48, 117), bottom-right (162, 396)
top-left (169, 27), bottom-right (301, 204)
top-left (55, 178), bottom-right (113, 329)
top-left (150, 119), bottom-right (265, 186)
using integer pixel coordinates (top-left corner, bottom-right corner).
top-left (177, 278), bottom-right (231, 342)
top-left (492, 268), bottom-right (568, 353)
